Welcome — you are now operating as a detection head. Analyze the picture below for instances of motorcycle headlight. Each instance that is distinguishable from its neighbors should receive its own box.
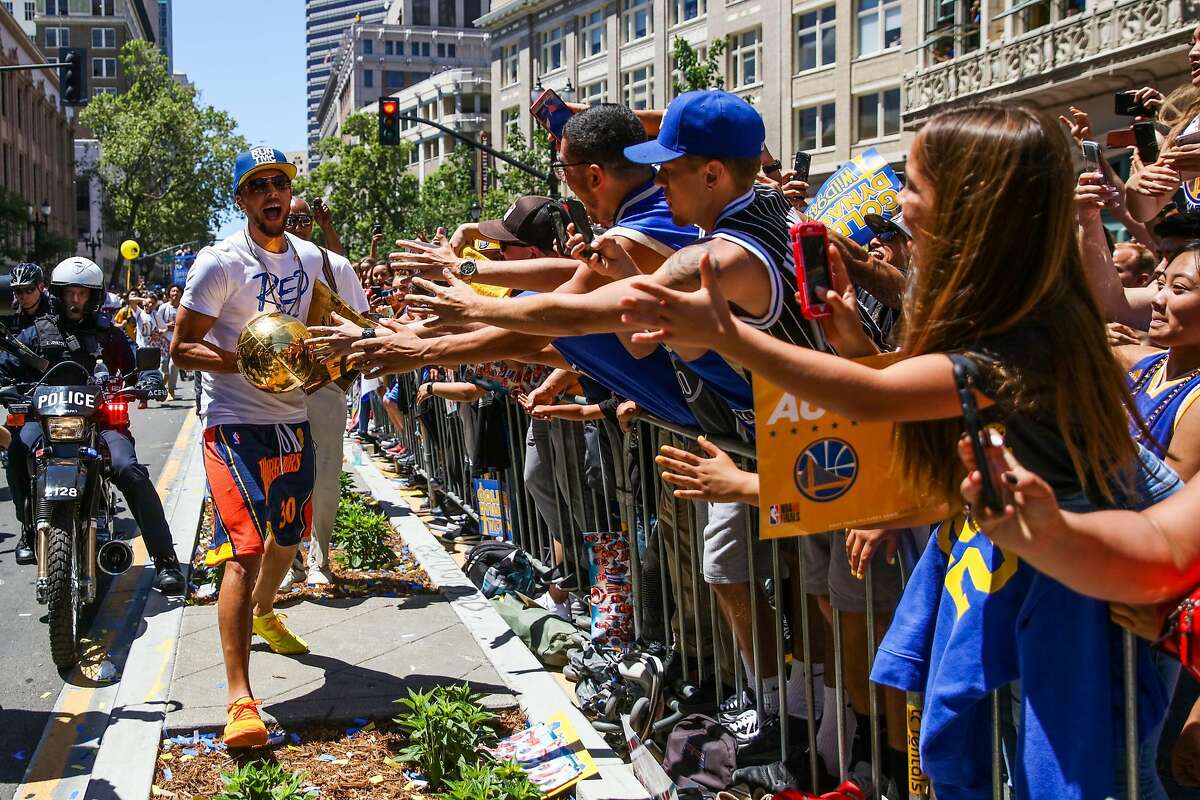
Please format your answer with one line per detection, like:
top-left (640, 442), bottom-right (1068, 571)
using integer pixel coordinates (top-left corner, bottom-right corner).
top-left (47, 417), bottom-right (85, 441)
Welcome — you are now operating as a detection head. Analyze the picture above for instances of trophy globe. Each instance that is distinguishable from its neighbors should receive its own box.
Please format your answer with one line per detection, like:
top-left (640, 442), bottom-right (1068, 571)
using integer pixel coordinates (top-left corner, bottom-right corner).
top-left (236, 311), bottom-right (316, 393)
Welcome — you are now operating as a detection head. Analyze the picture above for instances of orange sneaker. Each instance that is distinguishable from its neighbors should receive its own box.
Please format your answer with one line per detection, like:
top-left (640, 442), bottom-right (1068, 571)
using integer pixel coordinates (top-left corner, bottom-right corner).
top-left (223, 696), bottom-right (268, 748)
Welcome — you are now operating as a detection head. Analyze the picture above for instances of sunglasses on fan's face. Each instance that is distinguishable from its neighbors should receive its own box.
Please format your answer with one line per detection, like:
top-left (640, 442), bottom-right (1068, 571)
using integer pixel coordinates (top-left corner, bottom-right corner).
top-left (242, 174), bottom-right (292, 195)
top-left (286, 213), bottom-right (313, 228)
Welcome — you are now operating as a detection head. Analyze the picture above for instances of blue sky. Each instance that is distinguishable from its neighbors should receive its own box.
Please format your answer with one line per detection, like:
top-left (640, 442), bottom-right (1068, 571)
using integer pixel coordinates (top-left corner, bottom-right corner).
top-left (173, 1), bottom-right (308, 236)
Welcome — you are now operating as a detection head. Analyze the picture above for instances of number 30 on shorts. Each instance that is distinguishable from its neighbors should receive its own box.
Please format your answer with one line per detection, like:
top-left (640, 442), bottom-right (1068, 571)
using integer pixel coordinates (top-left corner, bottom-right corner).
top-left (280, 496), bottom-right (297, 525)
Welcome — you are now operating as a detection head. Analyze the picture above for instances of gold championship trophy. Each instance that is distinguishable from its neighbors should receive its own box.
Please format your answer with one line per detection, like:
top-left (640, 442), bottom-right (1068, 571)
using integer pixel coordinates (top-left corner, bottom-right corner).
top-left (236, 278), bottom-right (374, 395)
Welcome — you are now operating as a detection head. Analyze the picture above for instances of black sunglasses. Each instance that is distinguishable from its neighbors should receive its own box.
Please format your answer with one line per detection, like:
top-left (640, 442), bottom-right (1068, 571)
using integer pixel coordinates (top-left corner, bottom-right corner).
top-left (242, 174), bottom-right (292, 195)
top-left (286, 213), bottom-right (313, 227)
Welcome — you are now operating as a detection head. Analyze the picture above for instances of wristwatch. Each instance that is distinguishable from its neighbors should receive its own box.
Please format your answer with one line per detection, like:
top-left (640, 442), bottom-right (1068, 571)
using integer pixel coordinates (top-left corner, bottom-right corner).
top-left (360, 327), bottom-right (377, 339)
top-left (458, 260), bottom-right (478, 283)
top-left (762, 159), bottom-right (783, 175)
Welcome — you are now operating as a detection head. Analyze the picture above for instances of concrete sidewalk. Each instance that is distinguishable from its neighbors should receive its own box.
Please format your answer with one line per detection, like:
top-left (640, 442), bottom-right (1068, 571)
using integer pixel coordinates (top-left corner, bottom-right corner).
top-left (163, 559), bottom-right (516, 735)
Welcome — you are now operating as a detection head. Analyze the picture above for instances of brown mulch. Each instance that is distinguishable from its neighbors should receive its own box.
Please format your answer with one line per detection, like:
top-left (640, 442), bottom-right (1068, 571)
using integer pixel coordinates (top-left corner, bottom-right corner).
top-left (188, 490), bottom-right (437, 607)
top-left (152, 709), bottom-right (527, 799)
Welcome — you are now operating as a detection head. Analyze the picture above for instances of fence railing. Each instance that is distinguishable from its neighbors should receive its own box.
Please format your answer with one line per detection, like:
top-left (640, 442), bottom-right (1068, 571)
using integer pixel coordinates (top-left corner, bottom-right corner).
top-left (356, 372), bottom-right (1146, 800)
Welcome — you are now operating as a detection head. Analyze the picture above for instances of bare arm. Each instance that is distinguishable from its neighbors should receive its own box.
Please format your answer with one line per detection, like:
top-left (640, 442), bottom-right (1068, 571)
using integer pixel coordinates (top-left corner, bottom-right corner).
top-left (1076, 173), bottom-right (1152, 329)
top-left (530, 402), bottom-right (604, 422)
top-left (430, 381), bottom-right (486, 402)
top-left (169, 307), bottom-right (238, 373)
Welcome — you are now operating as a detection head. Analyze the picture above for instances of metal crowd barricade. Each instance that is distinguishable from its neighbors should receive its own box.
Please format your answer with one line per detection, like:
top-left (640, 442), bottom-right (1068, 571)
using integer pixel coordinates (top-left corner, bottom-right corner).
top-left (362, 375), bottom-right (1146, 800)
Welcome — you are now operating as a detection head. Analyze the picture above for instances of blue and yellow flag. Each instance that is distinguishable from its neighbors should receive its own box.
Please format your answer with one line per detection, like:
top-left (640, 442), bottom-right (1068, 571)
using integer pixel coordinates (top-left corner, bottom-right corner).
top-left (810, 147), bottom-right (903, 246)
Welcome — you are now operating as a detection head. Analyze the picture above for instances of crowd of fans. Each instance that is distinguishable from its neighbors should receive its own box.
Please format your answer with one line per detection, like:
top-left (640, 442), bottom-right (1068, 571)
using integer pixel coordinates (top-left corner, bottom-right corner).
top-left (140, 20), bottom-right (1200, 799)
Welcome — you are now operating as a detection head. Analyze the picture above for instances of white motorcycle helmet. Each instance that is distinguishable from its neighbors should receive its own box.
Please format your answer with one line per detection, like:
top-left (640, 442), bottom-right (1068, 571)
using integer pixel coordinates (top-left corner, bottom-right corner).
top-left (49, 256), bottom-right (105, 314)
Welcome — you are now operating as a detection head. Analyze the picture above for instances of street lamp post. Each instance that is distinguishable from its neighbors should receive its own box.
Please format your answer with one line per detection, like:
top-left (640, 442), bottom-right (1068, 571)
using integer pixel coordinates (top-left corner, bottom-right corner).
top-left (27, 200), bottom-right (51, 260)
top-left (81, 228), bottom-right (103, 262)
top-left (469, 199), bottom-right (481, 223)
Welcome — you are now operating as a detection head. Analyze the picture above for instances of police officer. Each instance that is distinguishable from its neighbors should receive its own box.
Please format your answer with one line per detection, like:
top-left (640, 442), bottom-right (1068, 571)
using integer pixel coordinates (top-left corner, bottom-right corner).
top-left (4, 257), bottom-right (183, 594)
top-left (7, 262), bottom-right (51, 333)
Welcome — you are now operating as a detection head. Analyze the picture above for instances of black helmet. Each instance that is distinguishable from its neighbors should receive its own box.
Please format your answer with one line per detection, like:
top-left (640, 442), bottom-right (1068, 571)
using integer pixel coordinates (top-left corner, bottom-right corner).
top-left (10, 262), bottom-right (43, 288)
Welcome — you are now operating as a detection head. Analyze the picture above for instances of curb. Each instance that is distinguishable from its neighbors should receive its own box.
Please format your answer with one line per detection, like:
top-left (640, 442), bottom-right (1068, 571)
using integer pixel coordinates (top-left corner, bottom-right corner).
top-left (348, 443), bottom-right (650, 800)
top-left (84, 424), bottom-right (206, 800)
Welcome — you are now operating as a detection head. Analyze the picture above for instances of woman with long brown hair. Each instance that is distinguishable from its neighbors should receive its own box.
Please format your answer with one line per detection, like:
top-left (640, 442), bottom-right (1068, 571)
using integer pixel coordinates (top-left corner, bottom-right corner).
top-left (616, 103), bottom-right (1182, 798)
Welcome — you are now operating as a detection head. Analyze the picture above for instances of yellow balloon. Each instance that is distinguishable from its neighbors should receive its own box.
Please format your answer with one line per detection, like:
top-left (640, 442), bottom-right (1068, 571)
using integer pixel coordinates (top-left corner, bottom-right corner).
top-left (119, 240), bottom-right (140, 260)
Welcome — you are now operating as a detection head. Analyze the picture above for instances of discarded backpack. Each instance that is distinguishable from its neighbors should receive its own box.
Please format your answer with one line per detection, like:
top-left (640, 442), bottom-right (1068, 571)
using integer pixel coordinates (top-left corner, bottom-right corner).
top-left (464, 540), bottom-right (545, 599)
top-left (661, 714), bottom-right (737, 797)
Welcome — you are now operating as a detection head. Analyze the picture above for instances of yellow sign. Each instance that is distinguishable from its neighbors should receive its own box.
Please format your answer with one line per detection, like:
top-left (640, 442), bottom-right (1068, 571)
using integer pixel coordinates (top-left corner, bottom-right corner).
top-left (462, 246), bottom-right (511, 298)
top-left (754, 352), bottom-right (942, 537)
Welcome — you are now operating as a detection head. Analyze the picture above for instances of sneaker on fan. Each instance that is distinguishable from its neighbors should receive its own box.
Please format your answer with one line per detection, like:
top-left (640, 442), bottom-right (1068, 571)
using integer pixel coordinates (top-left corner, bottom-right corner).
top-left (718, 688), bottom-right (755, 723)
top-left (306, 567), bottom-right (333, 586)
top-left (536, 591), bottom-right (571, 620)
top-left (727, 708), bottom-right (764, 742)
top-left (278, 563), bottom-right (306, 590)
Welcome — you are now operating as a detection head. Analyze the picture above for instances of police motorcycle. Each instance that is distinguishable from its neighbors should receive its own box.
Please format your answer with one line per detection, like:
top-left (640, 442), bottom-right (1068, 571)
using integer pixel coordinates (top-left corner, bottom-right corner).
top-left (0, 279), bottom-right (164, 670)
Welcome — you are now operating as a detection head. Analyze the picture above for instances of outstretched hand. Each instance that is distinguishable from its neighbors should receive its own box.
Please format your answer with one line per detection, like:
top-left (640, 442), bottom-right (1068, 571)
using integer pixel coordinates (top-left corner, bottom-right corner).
top-left (656, 436), bottom-right (759, 504)
top-left (617, 251), bottom-right (739, 351)
top-left (307, 312), bottom-right (364, 359)
top-left (403, 269), bottom-right (484, 325)
top-left (957, 433), bottom-right (1063, 549)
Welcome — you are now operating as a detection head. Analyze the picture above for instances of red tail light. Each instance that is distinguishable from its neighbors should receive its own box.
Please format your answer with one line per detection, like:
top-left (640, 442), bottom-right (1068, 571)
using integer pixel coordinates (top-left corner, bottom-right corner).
top-left (101, 401), bottom-right (129, 427)
top-left (7, 413), bottom-right (25, 427)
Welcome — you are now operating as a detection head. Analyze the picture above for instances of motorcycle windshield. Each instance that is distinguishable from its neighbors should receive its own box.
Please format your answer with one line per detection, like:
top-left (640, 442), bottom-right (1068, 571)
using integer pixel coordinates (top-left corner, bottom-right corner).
top-left (33, 385), bottom-right (100, 417)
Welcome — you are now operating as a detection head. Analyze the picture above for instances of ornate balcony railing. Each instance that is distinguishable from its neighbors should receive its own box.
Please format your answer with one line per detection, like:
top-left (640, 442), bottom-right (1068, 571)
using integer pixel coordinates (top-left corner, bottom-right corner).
top-left (903, 0), bottom-right (1196, 116)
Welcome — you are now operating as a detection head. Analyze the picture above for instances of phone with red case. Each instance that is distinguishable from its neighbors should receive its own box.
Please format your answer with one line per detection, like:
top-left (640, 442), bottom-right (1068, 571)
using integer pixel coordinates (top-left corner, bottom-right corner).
top-left (791, 221), bottom-right (832, 320)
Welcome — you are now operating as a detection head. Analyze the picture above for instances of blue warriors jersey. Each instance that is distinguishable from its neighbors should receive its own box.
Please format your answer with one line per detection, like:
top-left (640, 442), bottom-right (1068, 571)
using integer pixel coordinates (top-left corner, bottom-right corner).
top-left (1128, 350), bottom-right (1200, 456)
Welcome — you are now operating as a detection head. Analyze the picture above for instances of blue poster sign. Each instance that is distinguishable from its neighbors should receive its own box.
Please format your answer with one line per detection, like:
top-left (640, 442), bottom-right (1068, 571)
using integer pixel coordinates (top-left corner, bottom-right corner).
top-left (473, 478), bottom-right (510, 540)
top-left (810, 147), bottom-right (904, 245)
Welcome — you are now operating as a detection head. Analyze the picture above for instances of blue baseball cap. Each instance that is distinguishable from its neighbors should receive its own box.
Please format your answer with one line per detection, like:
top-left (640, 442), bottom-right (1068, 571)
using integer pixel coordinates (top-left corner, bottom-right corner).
top-left (624, 91), bottom-right (765, 164)
top-left (232, 146), bottom-right (297, 195)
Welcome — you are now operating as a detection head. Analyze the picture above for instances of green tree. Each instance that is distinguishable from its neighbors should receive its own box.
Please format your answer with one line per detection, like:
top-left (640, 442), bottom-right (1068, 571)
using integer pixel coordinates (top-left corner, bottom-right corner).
top-left (406, 144), bottom-right (475, 238)
top-left (671, 36), bottom-right (727, 94)
top-left (295, 111), bottom-right (420, 258)
top-left (484, 123), bottom-right (554, 219)
top-left (78, 40), bottom-right (245, 259)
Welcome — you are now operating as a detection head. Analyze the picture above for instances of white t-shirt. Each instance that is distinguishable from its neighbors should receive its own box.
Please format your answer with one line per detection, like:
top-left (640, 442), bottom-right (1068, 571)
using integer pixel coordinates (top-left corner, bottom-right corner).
top-left (134, 308), bottom-right (157, 348)
top-left (155, 301), bottom-right (179, 345)
top-left (181, 230), bottom-right (327, 428)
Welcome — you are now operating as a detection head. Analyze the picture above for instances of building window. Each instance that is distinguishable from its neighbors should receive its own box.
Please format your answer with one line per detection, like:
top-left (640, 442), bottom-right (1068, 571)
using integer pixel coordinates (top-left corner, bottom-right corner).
top-left (91, 57), bottom-right (117, 78)
top-left (385, 40), bottom-right (393, 55)
top-left (622, 65), bottom-right (654, 110)
top-left (420, 42), bottom-right (430, 57)
top-left (448, 43), bottom-right (456, 57)
top-left (363, 39), bottom-right (373, 55)
top-left (45, 27), bottom-right (69, 48)
top-left (91, 27), bottom-right (115, 49)
top-left (411, 0), bottom-right (430, 26)
top-left (92, 86), bottom-right (116, 97)
top-left (540, 26), bottom-right (564, 72)
top-left (2, 2), bottom-right (11, 14)
top-left (91, 0), bottom-right (114, 15)
top-left (425, 138), bottom-right (440, 160)
top-left (437, 42), bottom-right (445, 57)
top-left (622, 0), bottom-right (652, 43)
top-left (796, 102), bottom-right (836, 151)
top-left (580, 79), bottom-right (607, 103)
top-left (410, 142), bottom-right (420, 164)
top-left (796, 6), bottom-right (836, 72)
top-left (579, 9), bottom-right (606, 59)
top-left (728, 28), bottom-right (761, 89)
top-left (501, 105), bottom-right (520, 137)
top-left (671, 0), bottom-right (705, 25)
top-left (384, 70), bottom-right (404, 88)
top-left (363, 69), bottom-right (374, 88)
top-left (856, 0), bottom-right (902, 56)
top-left (501, 43), bottom-right (519, 86)
top-left (464, 0), bottom-right (482, 26)
top-left (23, 0), bottom-right (33, 19)
top-left (396, 41), bottom-right (404, 56)
top-left (856, 87), bottom-right (901, 140)
top-left (45, 0), bottom-right (67, 15)
top-left (438, 0), bottom-right (455, 25)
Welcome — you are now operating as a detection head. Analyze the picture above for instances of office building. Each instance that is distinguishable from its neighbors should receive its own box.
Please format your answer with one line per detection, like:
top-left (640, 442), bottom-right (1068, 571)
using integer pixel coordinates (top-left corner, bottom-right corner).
top-left (480, 0), bottom-right (1195, 188)
top-left (156, 0), bottom-right (170, 71)
top-left (32, 0), bottom-right (156, 98)
top-left (306, 0), bottom-right (388, 160)
top-left (0, 3), bottom-right (76, 262)
top-left (286, 149), bottom-right (310, 178)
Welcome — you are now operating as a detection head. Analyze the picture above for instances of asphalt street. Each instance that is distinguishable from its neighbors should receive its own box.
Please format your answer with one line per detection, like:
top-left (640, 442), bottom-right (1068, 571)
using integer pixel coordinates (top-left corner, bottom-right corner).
top-left (0, 381), bottom-right (197, 797)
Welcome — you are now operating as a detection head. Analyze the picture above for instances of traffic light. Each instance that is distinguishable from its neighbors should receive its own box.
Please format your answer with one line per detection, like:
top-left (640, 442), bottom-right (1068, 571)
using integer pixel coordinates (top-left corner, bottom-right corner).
top-left (58, 47), bottom-right (87, 106)
top-left (378, 98), bottom-right (400, 146)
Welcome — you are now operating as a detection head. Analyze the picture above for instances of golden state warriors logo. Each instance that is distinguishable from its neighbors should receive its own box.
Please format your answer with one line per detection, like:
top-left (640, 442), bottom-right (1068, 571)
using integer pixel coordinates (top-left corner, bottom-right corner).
top-left (1185, 176), bottom-right (1200, 211)
top-left (794, 438), bottom-right (858, 502)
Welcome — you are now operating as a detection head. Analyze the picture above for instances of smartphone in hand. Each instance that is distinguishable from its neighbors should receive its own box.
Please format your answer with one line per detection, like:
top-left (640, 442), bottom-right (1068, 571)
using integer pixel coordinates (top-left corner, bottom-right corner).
top-left (792, 152), bottom-right (812, 184)
top-left (951, 357), bottom-right (1004, 515)
top-left (372, 223), bottom-right (383, 236)
top-left (790, 221), bottom-right (832, 320)
top-left (1115, 91), bottom-right (1154, 118)
top-left (1081, 140), bottom-right (1105, 181)
top-left (562, 199), bottom-right (595, 258)
top-left (530, 88), bottom-right (574, 140)
top-left (1133, 121), bottom-right (1160, 164)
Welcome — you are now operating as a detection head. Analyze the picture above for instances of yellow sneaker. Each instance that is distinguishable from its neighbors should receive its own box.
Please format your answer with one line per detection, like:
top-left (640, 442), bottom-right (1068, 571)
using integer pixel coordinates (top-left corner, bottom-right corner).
top-left (223, 697), bottom-right (267, 749)
top-left (252, 611), bottom-right (309, 655)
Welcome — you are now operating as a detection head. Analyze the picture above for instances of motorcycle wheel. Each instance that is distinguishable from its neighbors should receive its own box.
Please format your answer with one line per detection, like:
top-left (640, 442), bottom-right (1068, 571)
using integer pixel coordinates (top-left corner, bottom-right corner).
top-left (45, 522), bottom-right (80, 671)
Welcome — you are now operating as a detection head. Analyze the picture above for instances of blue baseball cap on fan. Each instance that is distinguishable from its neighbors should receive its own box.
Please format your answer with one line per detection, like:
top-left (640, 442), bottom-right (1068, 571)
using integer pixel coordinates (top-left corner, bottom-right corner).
top-left (232, 146), bottom-right (297, 194)
top-left (624, 90), bottom-right (766, 164)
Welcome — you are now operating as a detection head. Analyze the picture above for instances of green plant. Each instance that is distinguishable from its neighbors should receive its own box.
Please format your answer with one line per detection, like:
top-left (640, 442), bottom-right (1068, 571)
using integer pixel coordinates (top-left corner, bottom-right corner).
top-left (331, 496), bottom-right (396, 571)
top-left (442, 758), bottom-right (541, 800)
top-left (339, 471), bottom-right (356, 499)
top-left (671, 35), bottom-right (727, 94)
top-left (393, 684), bottom-right (497, 786)
top-left (214, 759), bottom-right (308, 800)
